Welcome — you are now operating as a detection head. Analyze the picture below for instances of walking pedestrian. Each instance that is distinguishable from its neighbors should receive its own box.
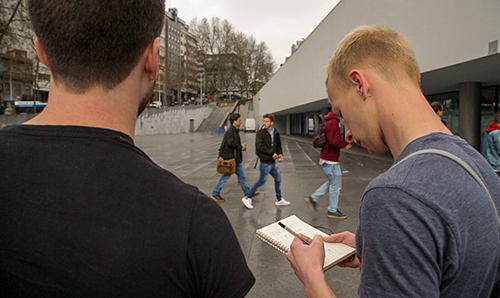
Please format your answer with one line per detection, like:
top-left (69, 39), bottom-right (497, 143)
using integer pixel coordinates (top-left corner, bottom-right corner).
top-left (241, 113), bottom-right (291, 209)
top-left (305, 111), bottom-right (351, 219)
top-left (211, 113), bottom-right (259, 202)
top-left (483, 110), bottom-right (500, 177)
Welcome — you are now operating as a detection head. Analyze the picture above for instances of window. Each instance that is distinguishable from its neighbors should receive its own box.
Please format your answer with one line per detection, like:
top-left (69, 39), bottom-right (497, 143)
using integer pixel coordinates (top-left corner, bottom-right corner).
top-left (427, 85), bottom-right (500, 137)
top-left (14, 83), bottom-right (22, 97)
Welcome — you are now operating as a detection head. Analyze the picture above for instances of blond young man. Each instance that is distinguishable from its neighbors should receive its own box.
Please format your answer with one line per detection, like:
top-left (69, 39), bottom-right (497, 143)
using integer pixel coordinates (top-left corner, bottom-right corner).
top-left (287, 26), bottom-right (500, 298)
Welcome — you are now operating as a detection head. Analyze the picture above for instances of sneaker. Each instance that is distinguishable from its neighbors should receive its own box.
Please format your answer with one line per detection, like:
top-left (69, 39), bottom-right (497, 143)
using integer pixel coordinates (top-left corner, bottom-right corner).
top-left (241, 197), bottom-right (254, 209)
top-left (275, 198), bottom-right (291, 206)
top-left (327, 210), bottom-right (347, 219)
top-left (211, 195), bottom-right (225, 202)
top-left (251, 193), bottom-right (260, 199)
top-left (304, 196), bottom-right (317, 212)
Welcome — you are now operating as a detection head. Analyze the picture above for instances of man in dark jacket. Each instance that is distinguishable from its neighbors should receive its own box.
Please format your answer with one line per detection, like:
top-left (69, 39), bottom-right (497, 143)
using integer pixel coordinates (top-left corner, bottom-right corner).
top-left (242, 113), bottom-right (291, 209)
top-left (211, 113), bottom-right (258, 202)
top-left (305, 111), bottom-right (351, 219)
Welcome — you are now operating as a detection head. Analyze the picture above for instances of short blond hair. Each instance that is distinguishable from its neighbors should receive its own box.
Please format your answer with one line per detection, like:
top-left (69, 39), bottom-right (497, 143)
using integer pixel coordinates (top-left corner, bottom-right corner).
top-left (328, 26), bottom-right (420, 90)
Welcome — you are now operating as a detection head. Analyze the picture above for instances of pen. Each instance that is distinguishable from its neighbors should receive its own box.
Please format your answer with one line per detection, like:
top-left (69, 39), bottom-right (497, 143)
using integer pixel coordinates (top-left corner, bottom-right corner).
top-left (278, 222), bottom-right (310, 245)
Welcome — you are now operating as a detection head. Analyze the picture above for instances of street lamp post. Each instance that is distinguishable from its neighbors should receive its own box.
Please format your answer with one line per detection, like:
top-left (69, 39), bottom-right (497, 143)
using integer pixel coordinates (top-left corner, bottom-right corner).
top-left (198, 70), bottom-right (205, 103)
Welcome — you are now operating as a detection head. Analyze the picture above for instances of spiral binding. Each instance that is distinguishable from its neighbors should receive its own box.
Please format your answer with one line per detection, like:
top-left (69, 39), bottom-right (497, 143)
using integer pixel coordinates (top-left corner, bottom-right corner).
top-left (255, 231), bottom-right (289, 253)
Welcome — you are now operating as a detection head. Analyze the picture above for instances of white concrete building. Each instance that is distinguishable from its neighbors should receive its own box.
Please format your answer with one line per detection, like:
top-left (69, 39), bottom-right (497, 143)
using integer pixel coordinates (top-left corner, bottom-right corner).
top-left (253, 0), bottom-right (500, 150)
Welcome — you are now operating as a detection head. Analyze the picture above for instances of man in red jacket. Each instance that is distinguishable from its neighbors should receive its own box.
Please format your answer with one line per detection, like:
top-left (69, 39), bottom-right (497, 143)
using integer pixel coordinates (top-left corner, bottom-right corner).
top-left (305, 111), bottom-right (351, 218)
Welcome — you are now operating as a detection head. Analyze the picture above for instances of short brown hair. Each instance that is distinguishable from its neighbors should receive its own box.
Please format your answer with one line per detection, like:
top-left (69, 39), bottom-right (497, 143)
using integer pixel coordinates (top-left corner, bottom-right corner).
top-left (430, 102), bottom-right (444, 113)
top-left (28, 0), bottom-right (165, 93)
top-left (229, 113), bottom-right (241, 124)
top-left (263, 113), bottom-right (275, 122)
top-left (328, 26), bottom-right (420, 91)
top-left (495, 111), bottom-right (500, 124)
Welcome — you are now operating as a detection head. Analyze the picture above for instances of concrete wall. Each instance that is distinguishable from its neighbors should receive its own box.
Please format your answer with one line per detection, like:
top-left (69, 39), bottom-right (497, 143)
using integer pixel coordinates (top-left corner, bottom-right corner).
top-left (135, 105), bottom-right (214, 135)
top-left (0, 105), bottom-right (223, 135)
top-left (0, 114), bottom-right (36, 127)
top-left (257, 0), bottom-right (500, 115)
top-left (1, 105), bottom-right (214, 135)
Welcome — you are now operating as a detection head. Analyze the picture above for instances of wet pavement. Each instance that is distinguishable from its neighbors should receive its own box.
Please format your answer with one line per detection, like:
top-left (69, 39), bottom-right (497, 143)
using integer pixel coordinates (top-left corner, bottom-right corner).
top-left (134, 132), bottom-right (394, 298)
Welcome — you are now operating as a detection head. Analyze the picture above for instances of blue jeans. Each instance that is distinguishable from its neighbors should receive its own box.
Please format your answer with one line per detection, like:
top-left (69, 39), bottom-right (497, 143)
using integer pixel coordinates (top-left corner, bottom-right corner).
top-left (212, 163), bottom-right (250, 196)
top-left (310, 163), bottom-right (342, 213)
top-left (247, 162), bottom-right (282, 200)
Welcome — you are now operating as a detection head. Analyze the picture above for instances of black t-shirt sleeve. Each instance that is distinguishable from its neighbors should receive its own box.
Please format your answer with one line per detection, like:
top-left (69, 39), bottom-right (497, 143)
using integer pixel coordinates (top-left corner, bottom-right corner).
top-left (186, 192), bottom-right (255, 298)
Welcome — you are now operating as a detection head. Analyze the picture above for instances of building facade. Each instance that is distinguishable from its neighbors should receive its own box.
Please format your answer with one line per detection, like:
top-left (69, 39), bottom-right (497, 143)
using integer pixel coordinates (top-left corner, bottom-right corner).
top-left (163, 8), bottom-right (184, 106)
top-left (1, 0), bottom-right (50, 114)
top-left (180, 26), bottom-right (201, 103)
top-left (154, 23), bottom-right (167, 105)
top-left (159, 8), bottom-right (203, 107)
top-left (0, 50), bottom-right (32, 113)
top-left (253, 0), bottom-right (500, 150)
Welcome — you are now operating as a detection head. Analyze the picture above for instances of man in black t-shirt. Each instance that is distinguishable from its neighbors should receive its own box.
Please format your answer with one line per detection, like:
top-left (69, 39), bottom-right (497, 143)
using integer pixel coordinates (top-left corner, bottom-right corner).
top-left (0, 1), bottom-right (254, 297)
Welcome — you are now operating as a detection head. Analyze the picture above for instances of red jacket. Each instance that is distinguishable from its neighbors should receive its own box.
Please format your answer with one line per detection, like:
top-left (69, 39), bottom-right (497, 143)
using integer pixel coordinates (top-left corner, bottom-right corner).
top-left (320, 112), bottom-right (348, 162)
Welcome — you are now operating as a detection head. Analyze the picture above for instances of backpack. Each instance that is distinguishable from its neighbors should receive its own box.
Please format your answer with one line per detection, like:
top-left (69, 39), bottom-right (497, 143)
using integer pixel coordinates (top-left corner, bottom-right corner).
top-left (312, 119), bottom-right (329, 148)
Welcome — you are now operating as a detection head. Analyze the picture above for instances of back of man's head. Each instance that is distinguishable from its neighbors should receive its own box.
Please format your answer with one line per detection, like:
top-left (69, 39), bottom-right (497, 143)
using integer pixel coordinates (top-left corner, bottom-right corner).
top-left (495, 111), bottom-right (500, 124)
top-left (328, 26), bottom-right (420, 91)
top-left (28, 0), bottom-right (165, 94)
top-left (229, 113), bottom-right (241, 124)
top-left (430, 101), bottom-right (444, 114)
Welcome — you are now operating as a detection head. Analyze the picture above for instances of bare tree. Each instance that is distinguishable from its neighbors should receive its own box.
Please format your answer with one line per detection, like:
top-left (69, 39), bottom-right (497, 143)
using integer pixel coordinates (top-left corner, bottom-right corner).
top-left (0, 0), bottom-right (23, 48)
top-left (1, 0), bottom-right (51, 114)
top-left (232, 34), bottom-right (275, 99)
top-left (232, 33), bottom-right (252, 99)
top-left (189, 17), bottom-right (275, 103)
top-left (250, 41), bottom-right (275, 95)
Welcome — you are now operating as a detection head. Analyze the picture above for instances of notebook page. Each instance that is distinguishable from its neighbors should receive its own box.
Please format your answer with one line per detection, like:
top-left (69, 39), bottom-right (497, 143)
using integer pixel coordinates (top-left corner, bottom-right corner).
top-left (256, 214), bottom-right (355, 269)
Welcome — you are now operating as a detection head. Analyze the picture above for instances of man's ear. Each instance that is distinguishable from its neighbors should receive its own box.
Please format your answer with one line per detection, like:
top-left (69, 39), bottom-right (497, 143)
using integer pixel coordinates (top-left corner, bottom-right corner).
top-left (144, 37), bottom-right (160, 81)
top-left (349, 69), bottom-right (370, 99)
top-left (34, 38), bottom-right (51, 69)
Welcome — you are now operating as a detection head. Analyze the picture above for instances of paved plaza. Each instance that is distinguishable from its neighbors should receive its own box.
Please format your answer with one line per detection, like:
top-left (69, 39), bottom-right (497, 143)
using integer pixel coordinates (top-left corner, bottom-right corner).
top-left (135, 132), bottom-right (393, 298)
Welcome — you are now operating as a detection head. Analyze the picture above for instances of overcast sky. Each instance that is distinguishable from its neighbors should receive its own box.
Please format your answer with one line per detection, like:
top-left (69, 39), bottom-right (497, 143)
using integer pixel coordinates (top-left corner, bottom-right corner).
top-left (166, 0), bottom-right (341, 66)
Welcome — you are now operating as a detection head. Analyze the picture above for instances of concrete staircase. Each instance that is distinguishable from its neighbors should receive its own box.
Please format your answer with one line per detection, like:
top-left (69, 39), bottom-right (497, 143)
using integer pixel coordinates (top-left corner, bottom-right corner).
top-left (196, 105), bottom-right (233, 132)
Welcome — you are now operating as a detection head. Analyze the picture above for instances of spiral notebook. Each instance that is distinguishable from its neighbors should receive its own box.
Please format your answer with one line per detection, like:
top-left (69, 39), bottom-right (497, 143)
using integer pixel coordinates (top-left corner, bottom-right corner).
top-left (255, 215), bottom-right (356, 271)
